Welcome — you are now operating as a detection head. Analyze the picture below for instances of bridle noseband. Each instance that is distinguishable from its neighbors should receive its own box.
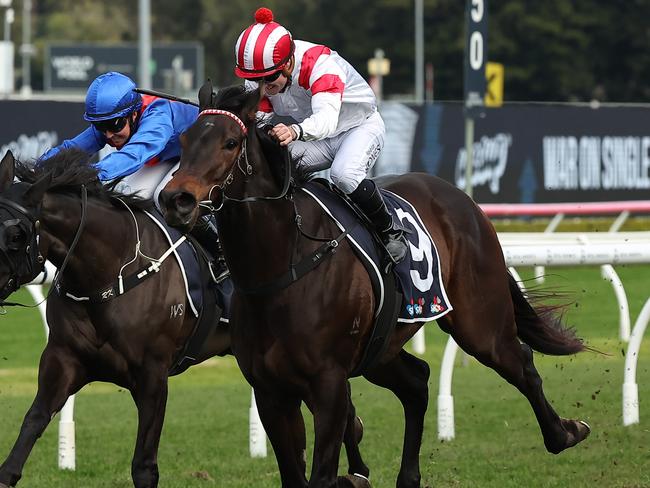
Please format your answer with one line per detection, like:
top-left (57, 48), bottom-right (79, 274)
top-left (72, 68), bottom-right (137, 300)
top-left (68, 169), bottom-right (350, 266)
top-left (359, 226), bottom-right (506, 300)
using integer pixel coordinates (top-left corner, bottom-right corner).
top-left (196, 109), bottom-right (292, 212)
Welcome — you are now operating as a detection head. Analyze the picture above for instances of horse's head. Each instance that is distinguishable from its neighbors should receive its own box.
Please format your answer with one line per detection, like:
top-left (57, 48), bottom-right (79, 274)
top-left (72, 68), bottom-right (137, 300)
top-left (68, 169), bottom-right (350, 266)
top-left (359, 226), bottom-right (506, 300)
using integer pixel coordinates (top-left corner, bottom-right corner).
top-left (161, 80), bottom-right (262, 231)
top-left (0, 151), bottom-right (50, 299)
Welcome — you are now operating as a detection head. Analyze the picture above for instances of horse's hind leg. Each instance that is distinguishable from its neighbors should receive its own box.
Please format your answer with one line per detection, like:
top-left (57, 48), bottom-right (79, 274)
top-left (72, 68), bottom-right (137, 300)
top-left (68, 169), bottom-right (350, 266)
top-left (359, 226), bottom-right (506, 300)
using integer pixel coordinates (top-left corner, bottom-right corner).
top-left (130, 363), bottom-right (171, 488)
top-left (254, 389), bottom-right (309, 488)
top-left (0, 346), bottom-right (86, 487)
top-left (438, 311), bottom-right (589, 454)
top-left (363, 349), bottom-right (430, 488)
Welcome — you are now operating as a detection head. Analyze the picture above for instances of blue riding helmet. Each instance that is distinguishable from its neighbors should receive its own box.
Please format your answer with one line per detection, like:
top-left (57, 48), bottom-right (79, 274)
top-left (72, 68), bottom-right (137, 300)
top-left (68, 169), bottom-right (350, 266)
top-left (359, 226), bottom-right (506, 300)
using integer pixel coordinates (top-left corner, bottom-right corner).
top-left (83, 72), bottom-right (143, 122)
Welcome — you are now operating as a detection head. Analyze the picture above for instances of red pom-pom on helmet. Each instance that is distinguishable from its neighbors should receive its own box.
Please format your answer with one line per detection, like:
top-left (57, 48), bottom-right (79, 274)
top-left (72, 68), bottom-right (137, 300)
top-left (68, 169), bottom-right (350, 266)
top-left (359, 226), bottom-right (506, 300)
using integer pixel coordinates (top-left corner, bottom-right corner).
top-left (255, 7), bottom-right (274, 24)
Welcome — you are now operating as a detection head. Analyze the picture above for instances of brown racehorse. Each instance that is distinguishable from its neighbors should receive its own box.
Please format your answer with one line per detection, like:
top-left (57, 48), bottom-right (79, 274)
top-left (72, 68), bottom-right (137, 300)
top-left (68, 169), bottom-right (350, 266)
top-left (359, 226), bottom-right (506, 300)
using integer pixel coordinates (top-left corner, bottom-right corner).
top-left (0, 149), bottom-right (367, 488)
top-left (160, 83), bottom-right (591, 488)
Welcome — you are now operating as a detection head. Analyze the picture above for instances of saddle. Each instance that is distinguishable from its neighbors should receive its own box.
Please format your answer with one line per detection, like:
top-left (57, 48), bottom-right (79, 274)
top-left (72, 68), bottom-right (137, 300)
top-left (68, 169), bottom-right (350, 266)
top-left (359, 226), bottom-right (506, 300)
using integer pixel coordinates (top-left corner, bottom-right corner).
top-left (300, 179), bottom-right (453, 375)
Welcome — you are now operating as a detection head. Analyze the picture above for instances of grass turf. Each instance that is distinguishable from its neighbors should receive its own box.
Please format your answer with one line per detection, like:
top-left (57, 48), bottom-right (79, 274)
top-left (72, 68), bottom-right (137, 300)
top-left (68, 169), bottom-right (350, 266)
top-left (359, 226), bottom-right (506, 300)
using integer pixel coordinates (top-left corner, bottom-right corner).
top-left (0, 264), bottom-right (648, 487)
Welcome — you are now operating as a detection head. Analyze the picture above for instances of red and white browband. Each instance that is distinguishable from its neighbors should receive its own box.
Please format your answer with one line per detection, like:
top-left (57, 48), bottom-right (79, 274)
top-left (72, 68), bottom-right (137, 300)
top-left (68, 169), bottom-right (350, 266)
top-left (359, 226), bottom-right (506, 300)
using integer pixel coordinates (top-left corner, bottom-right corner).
top-left (199, 109), bottom-right (248, 135)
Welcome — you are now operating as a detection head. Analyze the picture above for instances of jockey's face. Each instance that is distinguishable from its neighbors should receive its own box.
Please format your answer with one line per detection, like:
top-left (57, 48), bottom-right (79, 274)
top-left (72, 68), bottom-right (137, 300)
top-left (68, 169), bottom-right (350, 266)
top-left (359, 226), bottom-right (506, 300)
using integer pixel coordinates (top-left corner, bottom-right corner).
top-left (259, 58), bottom-right (293, 97)
top-left (263, 74), bottom-right (288, 97)
top-left (103, 111), bottom-right (137, 150)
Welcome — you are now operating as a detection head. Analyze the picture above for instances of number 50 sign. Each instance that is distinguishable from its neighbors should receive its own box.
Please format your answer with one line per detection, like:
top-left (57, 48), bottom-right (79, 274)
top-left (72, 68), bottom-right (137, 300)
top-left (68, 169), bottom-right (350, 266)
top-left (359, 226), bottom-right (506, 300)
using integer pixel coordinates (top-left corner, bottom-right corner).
top-left (464, 0), bottom-right (487, 118)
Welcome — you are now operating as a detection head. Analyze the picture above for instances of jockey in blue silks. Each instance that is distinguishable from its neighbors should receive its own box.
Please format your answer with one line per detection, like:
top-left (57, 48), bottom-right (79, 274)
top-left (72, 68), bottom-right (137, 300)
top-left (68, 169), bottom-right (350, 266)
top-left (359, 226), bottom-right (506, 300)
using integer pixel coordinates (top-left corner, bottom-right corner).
top-left (42, 71), bottom-right (197, 198)
top-left (42, 71), bottom-right (227, 279)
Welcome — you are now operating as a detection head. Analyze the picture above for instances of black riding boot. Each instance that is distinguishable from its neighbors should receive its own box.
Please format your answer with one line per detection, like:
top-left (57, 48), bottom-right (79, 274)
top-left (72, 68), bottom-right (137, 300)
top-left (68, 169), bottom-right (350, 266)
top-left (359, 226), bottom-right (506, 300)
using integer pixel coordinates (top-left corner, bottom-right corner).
top-left (349, 179), bottom-right (408, 265)
top-left (191, 215), bottom-right (230, 282)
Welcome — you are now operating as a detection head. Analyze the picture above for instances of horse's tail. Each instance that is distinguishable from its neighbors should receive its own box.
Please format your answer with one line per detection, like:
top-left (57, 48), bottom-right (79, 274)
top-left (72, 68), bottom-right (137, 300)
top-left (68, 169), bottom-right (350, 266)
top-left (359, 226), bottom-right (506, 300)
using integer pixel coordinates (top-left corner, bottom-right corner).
top-left (508, 273), bottom-right (585, 355)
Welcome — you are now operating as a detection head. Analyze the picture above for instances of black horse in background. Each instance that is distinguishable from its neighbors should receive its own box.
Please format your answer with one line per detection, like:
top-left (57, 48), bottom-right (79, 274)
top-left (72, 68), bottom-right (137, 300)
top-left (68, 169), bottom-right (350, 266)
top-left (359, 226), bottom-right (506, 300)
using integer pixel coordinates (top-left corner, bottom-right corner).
top-left (0, 149), bottom-right (368, 488)
top-left (161, 83), bottom-right (591, 488)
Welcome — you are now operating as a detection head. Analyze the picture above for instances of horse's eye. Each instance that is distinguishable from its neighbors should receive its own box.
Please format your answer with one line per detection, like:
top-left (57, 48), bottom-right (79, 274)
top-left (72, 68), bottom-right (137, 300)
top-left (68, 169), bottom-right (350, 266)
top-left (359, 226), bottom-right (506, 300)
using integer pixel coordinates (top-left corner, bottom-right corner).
top-left (224, 139), bottom-right (238, 151)
top-left (5, 227), bottom-right (25, 251)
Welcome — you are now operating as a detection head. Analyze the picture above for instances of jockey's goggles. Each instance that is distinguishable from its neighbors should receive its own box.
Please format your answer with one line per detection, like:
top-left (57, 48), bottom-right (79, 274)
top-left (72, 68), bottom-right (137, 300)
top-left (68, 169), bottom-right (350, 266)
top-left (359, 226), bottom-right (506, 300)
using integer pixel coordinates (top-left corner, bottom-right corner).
top-left (247, 70), bottom-right (283, 83)
top-left (92, 116), bottom-right (129, 134)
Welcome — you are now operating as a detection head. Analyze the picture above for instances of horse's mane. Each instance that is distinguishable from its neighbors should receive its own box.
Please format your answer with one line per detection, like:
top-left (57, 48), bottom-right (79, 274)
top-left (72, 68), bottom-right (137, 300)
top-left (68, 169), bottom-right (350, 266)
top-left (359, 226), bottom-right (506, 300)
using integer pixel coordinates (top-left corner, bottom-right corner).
top-left (15, 148), bottom-right (153, 210)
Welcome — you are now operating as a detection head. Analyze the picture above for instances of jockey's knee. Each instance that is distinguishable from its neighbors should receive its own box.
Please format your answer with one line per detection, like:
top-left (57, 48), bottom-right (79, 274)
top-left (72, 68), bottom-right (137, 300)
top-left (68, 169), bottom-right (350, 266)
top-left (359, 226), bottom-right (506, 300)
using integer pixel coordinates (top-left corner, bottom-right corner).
top-left (331, 170), bottom-right (365, 194)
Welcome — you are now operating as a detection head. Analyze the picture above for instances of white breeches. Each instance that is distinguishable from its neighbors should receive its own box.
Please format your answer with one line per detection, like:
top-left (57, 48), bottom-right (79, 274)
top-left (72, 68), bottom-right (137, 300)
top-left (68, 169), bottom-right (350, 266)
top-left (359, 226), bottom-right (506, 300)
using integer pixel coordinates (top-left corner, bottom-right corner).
top-left (289, 110), bottom-right (385, 194)
top-left (113, 161), bottom-right (180, 211)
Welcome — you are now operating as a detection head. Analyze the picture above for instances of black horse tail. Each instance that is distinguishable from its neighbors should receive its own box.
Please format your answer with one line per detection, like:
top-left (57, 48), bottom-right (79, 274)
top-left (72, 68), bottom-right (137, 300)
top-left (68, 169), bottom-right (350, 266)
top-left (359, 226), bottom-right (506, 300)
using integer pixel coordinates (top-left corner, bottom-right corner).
top-left (508, 273), bottom-right (585, 356)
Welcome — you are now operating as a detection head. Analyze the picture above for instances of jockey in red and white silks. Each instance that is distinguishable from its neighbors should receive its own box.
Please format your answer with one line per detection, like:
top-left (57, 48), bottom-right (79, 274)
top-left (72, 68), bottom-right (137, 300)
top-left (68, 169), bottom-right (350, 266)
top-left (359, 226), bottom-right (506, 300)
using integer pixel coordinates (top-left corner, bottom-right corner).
top-left (235, 7), bottom-right (406, 263)
top-left (244, 39), bottom-right (385, 193)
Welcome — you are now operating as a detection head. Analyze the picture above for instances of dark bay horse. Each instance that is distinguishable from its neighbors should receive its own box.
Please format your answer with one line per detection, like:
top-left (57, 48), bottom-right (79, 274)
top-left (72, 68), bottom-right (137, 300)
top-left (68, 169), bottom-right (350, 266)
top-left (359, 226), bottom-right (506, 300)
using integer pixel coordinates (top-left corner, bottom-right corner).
top-left (0, 149), bottom-right (368, 488)
top-left (161, 84), bottom-right (591, 488)
top-left (0, 150), bottom-right (232, 488)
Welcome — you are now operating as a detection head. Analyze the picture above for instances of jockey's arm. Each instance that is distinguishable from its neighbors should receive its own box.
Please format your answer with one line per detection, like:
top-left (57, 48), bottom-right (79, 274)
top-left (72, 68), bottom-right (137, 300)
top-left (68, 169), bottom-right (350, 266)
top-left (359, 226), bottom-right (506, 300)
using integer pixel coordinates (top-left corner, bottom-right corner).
top-left (39, 126), bottom-right (105, 161)
top-left (298, 91), bottom-right (342, 141)
top-left (295, 55), bottom-right (346, 141)
top-left (96, 99), bottom-right (175, 181)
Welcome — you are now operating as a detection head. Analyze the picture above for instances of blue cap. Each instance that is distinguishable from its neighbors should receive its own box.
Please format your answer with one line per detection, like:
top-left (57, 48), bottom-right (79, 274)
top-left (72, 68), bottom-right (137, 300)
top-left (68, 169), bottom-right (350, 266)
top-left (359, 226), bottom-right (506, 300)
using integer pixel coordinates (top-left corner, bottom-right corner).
top-left (83, 72), bottom-right (142, 122)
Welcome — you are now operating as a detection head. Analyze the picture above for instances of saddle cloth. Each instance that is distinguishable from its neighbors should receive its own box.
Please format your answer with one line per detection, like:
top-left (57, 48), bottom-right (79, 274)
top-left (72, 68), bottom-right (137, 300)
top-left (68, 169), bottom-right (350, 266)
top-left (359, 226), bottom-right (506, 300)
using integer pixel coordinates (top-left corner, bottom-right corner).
top-left (144, 209), bottom-right (232, 323)
top-left (301, 181), bottom-right (453, 323)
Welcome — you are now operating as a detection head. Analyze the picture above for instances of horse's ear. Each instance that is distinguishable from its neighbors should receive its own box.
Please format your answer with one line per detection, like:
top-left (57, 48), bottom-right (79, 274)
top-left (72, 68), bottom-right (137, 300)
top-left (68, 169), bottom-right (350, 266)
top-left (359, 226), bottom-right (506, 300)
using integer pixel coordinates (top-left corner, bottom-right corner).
top-left (241, 85), bottom-right (264, 124)
top-left (198, 79), bottom-right (215, 111)
top-left (0, 151), bottom-right (15, 192)
top-left (23, 173), bottom-right (52, 206)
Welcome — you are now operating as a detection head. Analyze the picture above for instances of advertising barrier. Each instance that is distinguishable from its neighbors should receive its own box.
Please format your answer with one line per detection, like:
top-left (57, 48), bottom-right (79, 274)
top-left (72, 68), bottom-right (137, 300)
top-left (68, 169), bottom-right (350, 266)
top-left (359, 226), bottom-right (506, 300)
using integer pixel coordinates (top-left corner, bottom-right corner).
top-left (2, 98), bottom-right (650, 204)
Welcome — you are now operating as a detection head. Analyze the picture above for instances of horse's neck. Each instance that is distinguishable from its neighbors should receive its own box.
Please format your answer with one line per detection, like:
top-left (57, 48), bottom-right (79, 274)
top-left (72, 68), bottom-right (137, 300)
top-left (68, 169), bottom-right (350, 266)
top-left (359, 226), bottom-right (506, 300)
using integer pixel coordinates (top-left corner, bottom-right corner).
top-left (41, 193), bottom-right (138, 287)
top-left (218, 146), bottom-right (297, 285)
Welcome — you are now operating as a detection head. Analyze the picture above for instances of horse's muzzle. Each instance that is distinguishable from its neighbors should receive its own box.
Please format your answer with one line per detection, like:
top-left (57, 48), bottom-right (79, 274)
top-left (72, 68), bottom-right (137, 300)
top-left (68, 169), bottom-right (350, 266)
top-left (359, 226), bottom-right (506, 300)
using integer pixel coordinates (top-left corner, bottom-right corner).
top-left (160, 190), bottom-right (199, 231)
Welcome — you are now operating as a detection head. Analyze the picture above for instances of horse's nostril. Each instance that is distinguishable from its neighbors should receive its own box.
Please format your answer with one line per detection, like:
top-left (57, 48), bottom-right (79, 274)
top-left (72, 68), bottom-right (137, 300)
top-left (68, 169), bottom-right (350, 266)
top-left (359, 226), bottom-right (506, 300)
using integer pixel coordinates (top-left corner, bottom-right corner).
top-left (173, 192), bottom-right (197, 214)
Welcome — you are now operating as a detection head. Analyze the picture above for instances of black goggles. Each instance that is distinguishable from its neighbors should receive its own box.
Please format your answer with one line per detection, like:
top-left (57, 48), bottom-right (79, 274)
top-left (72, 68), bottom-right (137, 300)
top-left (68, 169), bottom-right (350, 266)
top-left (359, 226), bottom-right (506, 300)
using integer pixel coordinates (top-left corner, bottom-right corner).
top-left (92, 116), bottom-right (129, 134)
top-left (248, 70), bottom-right (283, 83)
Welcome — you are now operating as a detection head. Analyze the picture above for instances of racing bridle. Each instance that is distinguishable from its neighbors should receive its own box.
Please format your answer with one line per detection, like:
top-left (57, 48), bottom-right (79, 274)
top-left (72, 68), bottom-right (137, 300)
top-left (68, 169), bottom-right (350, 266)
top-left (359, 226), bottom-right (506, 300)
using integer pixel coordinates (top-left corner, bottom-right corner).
top-left (0, 185), bottom-right (88, 306)
top-left (0, 190), bottom-right (45, 300)
top-left (196, 109), bottom-right (292, 213)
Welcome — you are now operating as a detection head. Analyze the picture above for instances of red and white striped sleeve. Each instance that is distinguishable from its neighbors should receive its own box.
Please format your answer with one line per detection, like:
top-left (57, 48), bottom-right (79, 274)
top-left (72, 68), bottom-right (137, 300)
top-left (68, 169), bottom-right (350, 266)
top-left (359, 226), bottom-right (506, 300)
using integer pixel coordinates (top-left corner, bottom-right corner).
top-left (296, 46), bottom-right (346, 141)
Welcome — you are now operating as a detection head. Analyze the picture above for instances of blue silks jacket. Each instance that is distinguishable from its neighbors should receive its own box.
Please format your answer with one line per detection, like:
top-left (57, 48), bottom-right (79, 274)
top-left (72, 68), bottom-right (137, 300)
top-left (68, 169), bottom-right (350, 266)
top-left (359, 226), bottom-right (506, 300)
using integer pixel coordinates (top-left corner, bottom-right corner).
top-left (42, 95), bottom-right (199, 181)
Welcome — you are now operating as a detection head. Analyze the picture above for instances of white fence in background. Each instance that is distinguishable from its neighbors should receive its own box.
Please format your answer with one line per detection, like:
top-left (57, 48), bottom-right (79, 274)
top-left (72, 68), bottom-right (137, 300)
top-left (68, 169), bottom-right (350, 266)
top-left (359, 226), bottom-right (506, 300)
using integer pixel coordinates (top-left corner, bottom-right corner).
top-left (18, 201), bottom-right (650, 466)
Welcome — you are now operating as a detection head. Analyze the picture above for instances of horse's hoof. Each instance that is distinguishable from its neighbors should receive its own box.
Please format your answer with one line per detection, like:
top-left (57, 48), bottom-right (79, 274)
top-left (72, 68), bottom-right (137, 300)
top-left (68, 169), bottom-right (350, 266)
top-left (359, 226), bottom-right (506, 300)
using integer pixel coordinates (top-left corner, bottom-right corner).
top-left (338, 473), bottom-right (372, 488)
top-left (0, 483), bottom-right (10, 488)
top-left (354, 416), bottom-right (364, 444)
top-left (547, 418), bottom-right (591, 454)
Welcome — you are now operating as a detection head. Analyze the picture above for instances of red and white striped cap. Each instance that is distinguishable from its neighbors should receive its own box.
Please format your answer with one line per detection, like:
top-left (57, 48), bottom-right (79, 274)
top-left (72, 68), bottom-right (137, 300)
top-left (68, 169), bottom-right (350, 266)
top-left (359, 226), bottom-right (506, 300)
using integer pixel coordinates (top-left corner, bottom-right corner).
top-left (234, 7), bottom-right (294, 79)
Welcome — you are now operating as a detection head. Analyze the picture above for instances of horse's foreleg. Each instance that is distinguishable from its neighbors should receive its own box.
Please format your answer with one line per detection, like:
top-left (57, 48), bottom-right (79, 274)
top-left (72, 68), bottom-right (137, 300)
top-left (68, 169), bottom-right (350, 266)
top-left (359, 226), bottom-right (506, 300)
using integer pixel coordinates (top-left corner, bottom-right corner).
top-left (364, 349), bottom-right (430, 488)
top-left (254, 389), bottom-right (308, 488)
top-left (0, 346), bottom-right (86, 487)
top-left (130, 365), bottom-right (169, 488)
top-left (307, 370), bottom-right (349, 488)
top-left (341, 381), bottom-right (369, 479)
